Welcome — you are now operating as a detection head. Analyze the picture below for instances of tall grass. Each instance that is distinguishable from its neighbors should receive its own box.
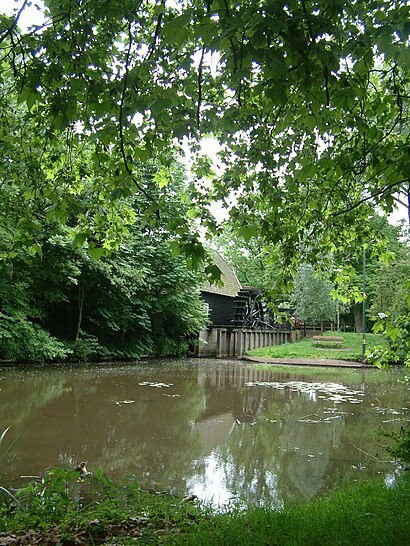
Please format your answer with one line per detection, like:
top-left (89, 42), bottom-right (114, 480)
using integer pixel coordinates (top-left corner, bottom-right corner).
top-left (0, 421), bottom-right (39, 509)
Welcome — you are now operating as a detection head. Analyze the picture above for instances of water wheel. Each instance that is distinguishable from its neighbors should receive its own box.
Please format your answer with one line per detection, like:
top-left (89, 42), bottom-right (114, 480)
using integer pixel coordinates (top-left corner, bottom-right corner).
top-left (232, 286), bottom-right (268, 328)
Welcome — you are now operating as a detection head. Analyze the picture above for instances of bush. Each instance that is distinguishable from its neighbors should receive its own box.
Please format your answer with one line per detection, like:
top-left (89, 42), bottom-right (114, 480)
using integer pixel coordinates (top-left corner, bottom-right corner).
top-left (380, 424), bottom-right (410, 465)
top-left (0, 312), bottom-right (71, 362)
top-left (65, 333), bottom-right (102, 362)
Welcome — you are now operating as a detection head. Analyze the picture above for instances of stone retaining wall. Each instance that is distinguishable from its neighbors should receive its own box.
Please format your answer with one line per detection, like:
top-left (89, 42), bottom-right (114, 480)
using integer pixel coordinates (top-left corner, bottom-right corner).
top-left (195, 328), bottom-right (299, 358)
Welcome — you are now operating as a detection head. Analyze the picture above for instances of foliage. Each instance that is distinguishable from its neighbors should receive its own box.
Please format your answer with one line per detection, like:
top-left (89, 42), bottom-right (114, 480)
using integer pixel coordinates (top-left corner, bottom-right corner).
top-left (292, 264), bottom-right (337, 325)
top-left (0, 1), bottom-right (409, 362)
top-left (0, 311), bottom-right (71, 362)
top-left (66, 333), bottom-right (102, 362)
top-left (365, 234), bottom-right (410, 366)
top-left (0, 469), bottom-right (409, 545)
top-left (0, 467), bottom-right (208, 540)
top-left (0, 223), bottom-right (207, 361)
top-left (368, 253), bottom-right (410, 319)
top-left (322, 217), bottom-right (410, 335)
top-left (368, 290), bottom-right (410, 367)
top-left (0, 0), bottom-right (408, 287)
top-left (0, 137), bottom-right (207, 362)
top-left (379, 423), bottom-right (410, 465)
top-left (0, 68), bottom-right (208, 362)
top-left (213, 228), bottom-right (280, 293)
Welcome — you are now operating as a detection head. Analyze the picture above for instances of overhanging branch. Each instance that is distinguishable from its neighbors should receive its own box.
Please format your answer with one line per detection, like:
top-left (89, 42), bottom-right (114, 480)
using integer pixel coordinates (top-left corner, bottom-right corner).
top-left (119, 22), bottom-right (152, 201)
top-left (333, 179), bottom-right (409, 217)
top-left (0, 0), bottom-right (29, 46)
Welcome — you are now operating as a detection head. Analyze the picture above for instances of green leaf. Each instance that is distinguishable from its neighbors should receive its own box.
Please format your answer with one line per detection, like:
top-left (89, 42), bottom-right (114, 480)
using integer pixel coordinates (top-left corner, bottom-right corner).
top-left (149, 98), bottom-right (174, 117)
top-left (88, 246), bottom-right (106, 259)
top-left (238, 225), bottom-right (259, 241)
top-left (187, 208), bottom-right (199, 219)
top-left (162, 13), bottom-right (192, 44)
top-left (73, 233), bottom-right (88, 247)
top-left (153, 167), bottom-right (171, 188)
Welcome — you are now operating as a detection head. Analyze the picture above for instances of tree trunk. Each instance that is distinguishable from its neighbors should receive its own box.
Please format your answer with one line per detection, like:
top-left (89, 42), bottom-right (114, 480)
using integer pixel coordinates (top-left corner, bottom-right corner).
top-left (352, 303), bottom-right (363, 333)
top-left (75, 285), bottom-right (84, 342)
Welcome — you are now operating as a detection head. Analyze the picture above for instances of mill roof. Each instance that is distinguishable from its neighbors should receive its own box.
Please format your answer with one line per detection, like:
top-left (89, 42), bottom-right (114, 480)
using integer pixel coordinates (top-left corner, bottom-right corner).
top-left (201, 251), bottom-right (242, 298)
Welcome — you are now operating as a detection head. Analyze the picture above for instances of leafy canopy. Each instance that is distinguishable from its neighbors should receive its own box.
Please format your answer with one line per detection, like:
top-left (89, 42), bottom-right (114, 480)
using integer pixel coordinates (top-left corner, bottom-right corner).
top-left (0, 0), bottom-right (408, 282)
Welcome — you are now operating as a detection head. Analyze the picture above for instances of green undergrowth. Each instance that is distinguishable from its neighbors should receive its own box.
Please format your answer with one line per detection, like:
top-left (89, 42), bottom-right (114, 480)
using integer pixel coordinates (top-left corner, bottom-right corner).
top-left (0, 468), bottom-right (409, 545)
top-left (248, 332), bottom-right (386, 362)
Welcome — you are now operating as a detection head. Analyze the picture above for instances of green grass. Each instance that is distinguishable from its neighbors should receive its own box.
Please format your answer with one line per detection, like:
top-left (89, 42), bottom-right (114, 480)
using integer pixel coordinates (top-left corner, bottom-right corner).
top-left (181, 474), bottom-right (410, 546)
top-left (247, 332), bottom-right (386, 362)
top-left (0, 469), bottom-right (409, 545)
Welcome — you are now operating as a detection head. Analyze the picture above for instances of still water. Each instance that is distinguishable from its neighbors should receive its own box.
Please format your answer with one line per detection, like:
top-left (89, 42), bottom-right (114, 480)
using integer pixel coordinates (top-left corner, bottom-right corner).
top-left (0, 359), bottom-right (409, 507)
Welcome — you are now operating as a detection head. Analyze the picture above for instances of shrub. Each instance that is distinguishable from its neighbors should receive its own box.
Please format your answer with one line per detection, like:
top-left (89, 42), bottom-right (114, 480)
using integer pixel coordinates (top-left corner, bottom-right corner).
top-left (0, 312), bottom-right (71, 362)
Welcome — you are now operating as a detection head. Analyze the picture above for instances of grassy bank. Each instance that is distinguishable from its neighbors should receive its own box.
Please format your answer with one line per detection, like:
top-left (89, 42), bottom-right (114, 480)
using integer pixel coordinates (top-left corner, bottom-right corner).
top-left (0, 469), bottom-right (409, 545)
top-left (247, 332), bottom-right (385, 361)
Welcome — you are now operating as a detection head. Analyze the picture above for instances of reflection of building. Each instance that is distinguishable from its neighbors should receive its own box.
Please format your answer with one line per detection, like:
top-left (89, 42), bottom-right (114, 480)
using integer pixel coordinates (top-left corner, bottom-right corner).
top-left (191, 413), bottom-right (235, 454)
top-left (282, 418), bottom-right (345, 501)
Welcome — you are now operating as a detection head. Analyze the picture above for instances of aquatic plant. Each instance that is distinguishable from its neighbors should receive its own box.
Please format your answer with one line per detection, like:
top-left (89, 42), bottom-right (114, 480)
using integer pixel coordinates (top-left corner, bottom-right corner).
top-left (0, 427), bottom-right (24, 508)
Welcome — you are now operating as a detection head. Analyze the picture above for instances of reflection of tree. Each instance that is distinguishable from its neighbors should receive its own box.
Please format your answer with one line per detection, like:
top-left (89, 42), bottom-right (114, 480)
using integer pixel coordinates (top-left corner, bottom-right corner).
top-left (1, 361), bottom-right (408, 505)
top-left (0, 368), bottom-right (100, 483)
top-left (0, 370), bottom-right (70, 426)
top-left (206, 366), bottom-right (349, 504)
top-left (1, 364), bottom-right (209, 495)
top-left (96, 379), bottom-right (206, 493)
top-left (280, 417), bottom-right (345, 502)
top-left (219, 422), bottom-right (281, 506)
top-left (217, 392), bottom-right (346, 505)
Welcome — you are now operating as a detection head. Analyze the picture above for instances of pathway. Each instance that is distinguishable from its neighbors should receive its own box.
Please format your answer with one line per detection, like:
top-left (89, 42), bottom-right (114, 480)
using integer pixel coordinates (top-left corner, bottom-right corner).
top-left (241, 355), bottom-right (373, 368)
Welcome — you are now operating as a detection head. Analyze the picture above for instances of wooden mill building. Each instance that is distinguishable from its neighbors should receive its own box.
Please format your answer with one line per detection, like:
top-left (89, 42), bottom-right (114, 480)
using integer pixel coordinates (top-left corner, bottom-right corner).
top-left (200, 252), bottom-right (242, 327)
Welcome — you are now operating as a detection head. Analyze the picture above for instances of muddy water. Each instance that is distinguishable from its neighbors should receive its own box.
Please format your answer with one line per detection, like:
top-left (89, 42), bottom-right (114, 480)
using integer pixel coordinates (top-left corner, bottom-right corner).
top-left (0, 359), bottom-right (409, 507)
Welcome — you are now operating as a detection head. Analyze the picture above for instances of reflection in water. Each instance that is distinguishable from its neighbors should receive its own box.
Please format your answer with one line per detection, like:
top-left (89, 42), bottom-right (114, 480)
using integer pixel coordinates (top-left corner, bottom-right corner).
top-left (0, 360), bottom-right (408, 506)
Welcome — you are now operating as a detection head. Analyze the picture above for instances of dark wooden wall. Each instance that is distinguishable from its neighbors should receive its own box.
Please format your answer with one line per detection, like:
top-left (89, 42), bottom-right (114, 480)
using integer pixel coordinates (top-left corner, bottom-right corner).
top-left (201, 293), bottom-right (236, 327)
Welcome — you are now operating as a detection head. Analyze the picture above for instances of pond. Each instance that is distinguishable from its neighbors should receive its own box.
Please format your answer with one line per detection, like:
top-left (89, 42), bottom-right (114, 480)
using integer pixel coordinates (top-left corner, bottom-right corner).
top-left (0, 359), bottom-right (409, 507)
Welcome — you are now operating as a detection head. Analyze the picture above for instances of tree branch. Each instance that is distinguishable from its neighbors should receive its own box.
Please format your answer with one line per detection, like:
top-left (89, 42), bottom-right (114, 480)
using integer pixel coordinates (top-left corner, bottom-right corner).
top-left (0, 0), bottom-right (29, 46)
top-left (197, 46), bottom-right (205, 131)
top-left (300, 0), bottom-right (315, 41)
top-left (146, 0), bottom-right (164, 61)
top-left (333, 179), bottom-right (409, 217)
top-left (119, 22), bottom-right (152, 201)
top-left (324, 65), bottom-right (330, 106)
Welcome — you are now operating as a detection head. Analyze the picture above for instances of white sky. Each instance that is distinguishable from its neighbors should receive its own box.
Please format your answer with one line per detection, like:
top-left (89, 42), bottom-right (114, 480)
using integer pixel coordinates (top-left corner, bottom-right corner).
top-left (2, 0), bottom-right (45, 28)
top-left (390, 204), bottom-right (409, 225)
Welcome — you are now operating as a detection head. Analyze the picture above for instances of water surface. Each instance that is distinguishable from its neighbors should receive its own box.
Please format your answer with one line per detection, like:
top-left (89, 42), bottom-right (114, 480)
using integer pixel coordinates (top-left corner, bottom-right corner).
top-left (0, 359), bottom-right (408, 507)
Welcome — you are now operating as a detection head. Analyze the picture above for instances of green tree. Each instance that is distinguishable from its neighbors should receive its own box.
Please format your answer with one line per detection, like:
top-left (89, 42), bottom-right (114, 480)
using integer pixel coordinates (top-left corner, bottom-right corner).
top-left (368, 238), bottom-right (410, 319)
top-left (0, 215), bottom-right (208, 362)
top-left (0, 111), bottom-right (207, 362)
top-left (213, 228), bottom-right (279, 293)
top-left (366, 229), bottom-right (410, 366)
top-left (0, 0), bottom-right (407, 278)
top-left (0, 65), bottom-right (208, 362)
top-left (292, 264), bottom-right (336, 330)
top-left (1, 1), bottom-right (409, 362)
